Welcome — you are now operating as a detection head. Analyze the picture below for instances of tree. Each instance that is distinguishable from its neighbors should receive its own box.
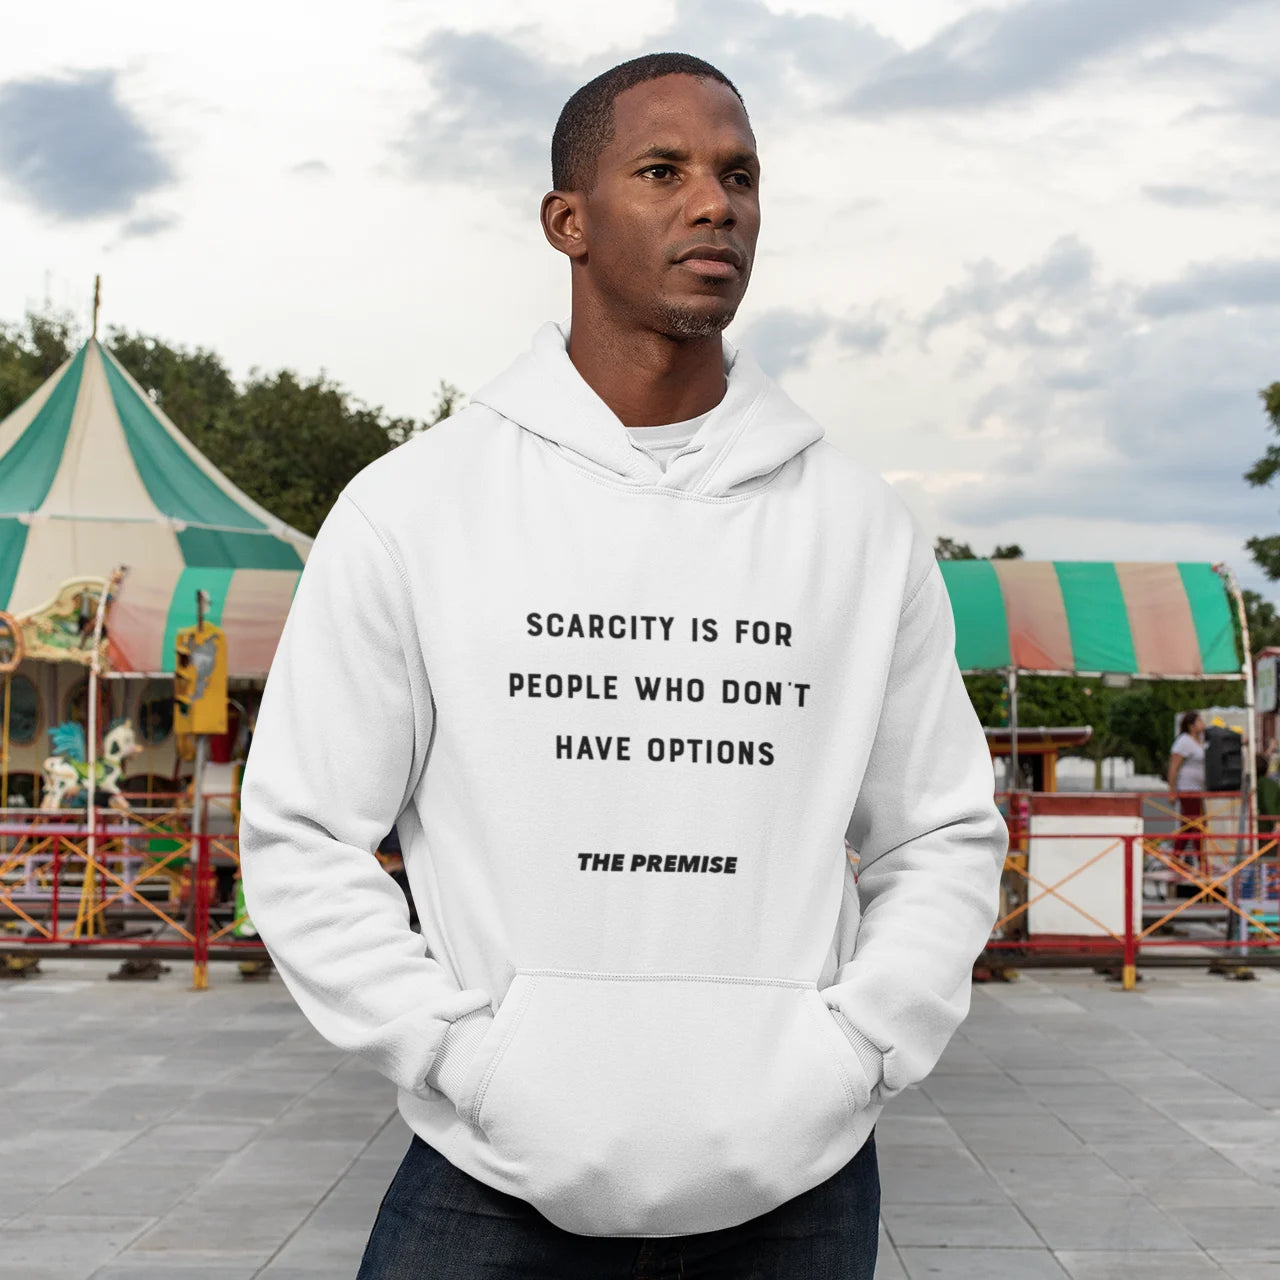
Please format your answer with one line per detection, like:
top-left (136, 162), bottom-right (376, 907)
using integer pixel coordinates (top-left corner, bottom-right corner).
top-left (105, 329), bottom-right (239, 459)
top-left (934, 536), bottom-right (1024, 561)
top-left (201, 372), bottom-right (465, 537)
top-left (1245, 382), bottom-right (1280, 578)
top-left (0, 310), bottom-right (463, 538)
top-left (0, 307), bottom-right (78, 419)
top-left (386, 381), bottom-right (463, 447)
top-left (962, 671), bottom-right (1242, 786)
top-left (1243, 588), bottom-right (1280, 652)
top-left (934, 536), bottom-right (976, 560)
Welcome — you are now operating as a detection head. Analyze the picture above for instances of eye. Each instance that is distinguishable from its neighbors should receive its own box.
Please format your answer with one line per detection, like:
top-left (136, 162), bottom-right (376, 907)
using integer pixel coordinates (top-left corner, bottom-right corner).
top-left (641, 164), bottom-right (676, 179)
top-left (726, 171), bottom-right (754, 187)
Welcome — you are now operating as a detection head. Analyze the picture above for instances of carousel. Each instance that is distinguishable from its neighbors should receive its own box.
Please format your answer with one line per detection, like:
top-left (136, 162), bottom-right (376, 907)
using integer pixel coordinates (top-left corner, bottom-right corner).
top-left (0, 318), bottom-right (311, 820)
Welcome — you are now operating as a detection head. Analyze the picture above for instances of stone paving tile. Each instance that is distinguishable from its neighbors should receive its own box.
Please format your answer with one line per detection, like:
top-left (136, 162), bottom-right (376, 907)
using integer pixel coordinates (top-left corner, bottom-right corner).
top-left (1013, 1193), bottom-right (1197, 1252)
top-left (262, 1224), bottom-right (374, 1271)
top-left (1216, 1147), bottom-right (1280, 1186)
top-left (877, 1144), bottom-right (1010, 1205)
top-left (166, 1086), bottom-right (300, 1125)
top-left (0, 1127), bottom-right (139, 1194)
top-left (880, 1202), bottom-right (1041, 1248)
top-left (1090, 1141), bottom-right (1247, 1180)
top-left (1061, 1115), bottom-right (1196, 1145)
top-left (981, 1152), bottom-right (1133, 1198)
top-left (874, 1236), bottom-right (908, 1280)
top-left (1181, 1206), bottom-right (1280, 1251)
top-left (301, 1182), bottom-right (388, 1231)
top-left (1053, 1250), bottom-right (1229, 1278)
top-left (0, 1213), bottom-right (154, 1276)
top-left (5, 959), bottom-right (1280, 1276)
top-left (33, 1157), bottom-right (215, 1217)
top-left (90, 1266), bottom-right (260, 1280)
top-left (1207, 1249), bottom-right (1280, 1279)
top-left (130, 1203), bottom-right (314, 1254)
top-left (1007, 1065), bottom-right (1111, 1084)
top-left (1017, 1083), bottom-right (1145, 1112)
top-left (878, 1086), bottom-right (943, 1117)
top-left (876, 1115), bottom-right (962, 1147)
top-left (256, 1271), bottom-right (356, 1280)
top-left (93, 1251), bottom-right (273, 1278)
top-left (918, 1081), bottom-right (1048, 1115)
top-left (948, 1113), bottom-right (1088, 1154)
top-left (1179, 1117), bottom-right (1280, 1148)
top-left (898, 1247), bottom-right (1070, 1278)
top-left (115, 1120), bottom-right (262, 1159)
top-left (1131, 1177), bottom-right (1280, 1210)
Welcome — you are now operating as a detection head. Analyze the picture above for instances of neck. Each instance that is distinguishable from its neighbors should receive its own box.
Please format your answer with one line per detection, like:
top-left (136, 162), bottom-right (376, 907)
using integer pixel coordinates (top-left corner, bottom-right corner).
top-left (566, 293), bottom-right (727, 428)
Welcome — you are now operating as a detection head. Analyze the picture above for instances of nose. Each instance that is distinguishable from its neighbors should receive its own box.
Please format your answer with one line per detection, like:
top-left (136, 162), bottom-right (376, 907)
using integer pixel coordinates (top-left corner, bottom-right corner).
top-left (684, 170), bottom-right (734, 229)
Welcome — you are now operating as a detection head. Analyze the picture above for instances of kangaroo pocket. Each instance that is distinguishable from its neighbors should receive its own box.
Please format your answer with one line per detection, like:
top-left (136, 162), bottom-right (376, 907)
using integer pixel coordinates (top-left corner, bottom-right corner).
top-left (454, 969), bottom-right (872, 1237)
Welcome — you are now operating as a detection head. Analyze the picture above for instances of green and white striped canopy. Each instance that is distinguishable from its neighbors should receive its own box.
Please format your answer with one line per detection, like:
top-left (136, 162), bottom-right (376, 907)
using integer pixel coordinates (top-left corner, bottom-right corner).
top-left (0, 339), bottom-right (311, 677)
top-left (939, 559), bottom-right (1242, 678)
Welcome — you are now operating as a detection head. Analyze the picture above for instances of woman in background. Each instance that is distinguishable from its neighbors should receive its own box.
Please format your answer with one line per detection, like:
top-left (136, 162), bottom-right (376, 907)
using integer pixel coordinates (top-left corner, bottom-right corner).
top-left (1168, 712), bottom-right (1206, 859)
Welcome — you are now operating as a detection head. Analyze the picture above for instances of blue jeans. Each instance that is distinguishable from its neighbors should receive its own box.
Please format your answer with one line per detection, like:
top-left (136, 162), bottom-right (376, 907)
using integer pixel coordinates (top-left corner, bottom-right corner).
top-left (357, 1128), bottom-right (879, 1279)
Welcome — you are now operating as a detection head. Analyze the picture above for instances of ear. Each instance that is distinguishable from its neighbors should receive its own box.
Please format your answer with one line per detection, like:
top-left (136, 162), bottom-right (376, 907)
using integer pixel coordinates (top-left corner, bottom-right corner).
top-left (541, 190), bottom-right (588, 261)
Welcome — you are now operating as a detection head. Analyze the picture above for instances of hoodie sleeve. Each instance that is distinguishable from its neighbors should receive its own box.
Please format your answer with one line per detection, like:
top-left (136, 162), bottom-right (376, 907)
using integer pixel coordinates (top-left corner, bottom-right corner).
top-left (823, 546), bottom-right (1007, 1104)
top-left (238, 490), bottom-right (494, 1098)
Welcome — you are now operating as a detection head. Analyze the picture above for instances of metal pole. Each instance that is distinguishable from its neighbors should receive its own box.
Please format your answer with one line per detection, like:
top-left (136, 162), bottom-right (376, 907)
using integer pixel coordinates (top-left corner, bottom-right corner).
top-left (1122, 835), bottom-right (1137, 990)
top-left (185, 732), bottom-right (209, 961)
top-left (1, 671), bottom-right (10, 808)
top-left (85, 569), bottom-right (125, 931)
top-left (1219, 565), bottom-right (1256, 956)
top-left (1008, 667), bottom-right (1020, 792)
top-left (192, 802), bottom-right (210, 991)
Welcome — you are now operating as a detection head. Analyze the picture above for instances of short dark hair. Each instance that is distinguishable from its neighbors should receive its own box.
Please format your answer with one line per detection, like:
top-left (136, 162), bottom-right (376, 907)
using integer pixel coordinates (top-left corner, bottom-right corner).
top-left (551, 53), bottom-right (745, 193)
top-left (1179, 711), bottom-right (1201, 735)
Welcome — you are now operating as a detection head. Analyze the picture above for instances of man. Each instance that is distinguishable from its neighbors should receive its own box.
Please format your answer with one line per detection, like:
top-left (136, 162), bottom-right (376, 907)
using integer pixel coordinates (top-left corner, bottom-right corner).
top-left (239, 52), bottom-right (1006, 1279)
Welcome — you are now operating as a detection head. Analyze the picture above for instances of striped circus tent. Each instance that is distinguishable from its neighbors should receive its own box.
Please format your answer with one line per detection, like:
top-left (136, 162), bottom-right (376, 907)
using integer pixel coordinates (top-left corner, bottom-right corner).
top-left (0, 338), bottom-right (311, 677)
top-left (939, 560), bottom-right (1243, 678)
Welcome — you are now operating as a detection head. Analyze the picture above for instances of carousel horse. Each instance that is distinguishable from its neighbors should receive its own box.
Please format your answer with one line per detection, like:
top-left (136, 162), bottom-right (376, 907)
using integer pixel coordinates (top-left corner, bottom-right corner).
top-left (41, 719), bottom-right (143, 811)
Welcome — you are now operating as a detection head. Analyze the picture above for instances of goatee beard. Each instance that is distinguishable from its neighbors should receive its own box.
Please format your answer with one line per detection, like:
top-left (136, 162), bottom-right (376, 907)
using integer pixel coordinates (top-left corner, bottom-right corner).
top-left (653, 301), bottom-right (736, 340)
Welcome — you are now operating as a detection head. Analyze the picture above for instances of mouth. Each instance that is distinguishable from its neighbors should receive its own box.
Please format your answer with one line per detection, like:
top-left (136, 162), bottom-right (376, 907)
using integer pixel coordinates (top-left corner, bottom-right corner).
top-left (673, 244), bottom-right (743, 280)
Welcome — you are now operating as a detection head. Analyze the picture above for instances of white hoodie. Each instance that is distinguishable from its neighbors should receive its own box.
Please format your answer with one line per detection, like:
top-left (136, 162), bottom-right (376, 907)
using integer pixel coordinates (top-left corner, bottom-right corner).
top-left (238, 321), bottom-right (1006, 1238)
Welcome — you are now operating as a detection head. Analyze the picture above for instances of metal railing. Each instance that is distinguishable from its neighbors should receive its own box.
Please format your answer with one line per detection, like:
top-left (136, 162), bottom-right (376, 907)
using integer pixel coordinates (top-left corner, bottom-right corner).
top-left (4, 802), bottom-right (1277, 990)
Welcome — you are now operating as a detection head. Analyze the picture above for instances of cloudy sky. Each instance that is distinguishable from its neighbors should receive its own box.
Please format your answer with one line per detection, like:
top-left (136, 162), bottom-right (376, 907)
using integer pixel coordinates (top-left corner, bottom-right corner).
top-left (4, 0), bottom-right (1280, 597)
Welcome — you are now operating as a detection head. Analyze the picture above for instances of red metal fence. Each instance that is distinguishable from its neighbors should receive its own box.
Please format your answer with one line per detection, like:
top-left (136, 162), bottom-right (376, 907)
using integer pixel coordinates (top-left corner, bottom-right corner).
top-left (3, 800), bottom-right (1278, 989)
top-left (0, 819), bottom-right (264, 988)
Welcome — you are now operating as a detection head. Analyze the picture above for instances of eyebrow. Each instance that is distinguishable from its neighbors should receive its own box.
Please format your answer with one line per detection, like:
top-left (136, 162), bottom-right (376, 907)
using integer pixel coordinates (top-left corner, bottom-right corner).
top-left (629, 144), bottom-right (759, 170)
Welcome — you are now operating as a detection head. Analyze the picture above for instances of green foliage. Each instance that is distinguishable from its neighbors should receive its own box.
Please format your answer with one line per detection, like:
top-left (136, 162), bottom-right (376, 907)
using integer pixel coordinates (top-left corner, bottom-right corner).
top-left (1243, 588), bottom-right (1280, 651)
top-left (0, 307), bottom-right (462, 539)
top-left (934, 536), bottom-right (976, 560)
top-left (106, 329), bottom-right (239, 459)
top-left (1246, 382), bottom-right (1280, 579)
top-left (0, 308), bottom-right (78, 419)
top-left (105, 327), bottom-right (463, 535)
top-left (934, 536), bottom-right (1024, 561)
top-left (962, 672), bottom-right (1242, 783)
top-left (215, 369), bottom-right (406, 537)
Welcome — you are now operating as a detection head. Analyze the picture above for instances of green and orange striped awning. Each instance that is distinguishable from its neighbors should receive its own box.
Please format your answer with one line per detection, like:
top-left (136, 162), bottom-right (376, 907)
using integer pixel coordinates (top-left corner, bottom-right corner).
top-left (939, 560), bottom-right (1241, 678)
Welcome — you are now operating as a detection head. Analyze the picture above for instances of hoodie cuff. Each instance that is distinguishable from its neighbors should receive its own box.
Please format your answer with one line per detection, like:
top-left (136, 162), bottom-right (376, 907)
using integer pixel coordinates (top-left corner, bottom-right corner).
top-left (424, 1008), bottom-right (494, 1103)
top-left (829, 1008), bottom-right (886, 1097)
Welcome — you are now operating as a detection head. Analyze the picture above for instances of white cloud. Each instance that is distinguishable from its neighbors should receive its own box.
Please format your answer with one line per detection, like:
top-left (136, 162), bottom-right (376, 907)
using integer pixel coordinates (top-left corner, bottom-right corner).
top-left (1, 0), bottom-right (1279, 599)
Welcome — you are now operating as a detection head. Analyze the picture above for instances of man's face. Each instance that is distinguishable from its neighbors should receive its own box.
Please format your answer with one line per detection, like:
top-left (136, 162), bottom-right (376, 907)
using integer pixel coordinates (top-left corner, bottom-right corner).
top-left (575, 74), bottom-right (760, 340)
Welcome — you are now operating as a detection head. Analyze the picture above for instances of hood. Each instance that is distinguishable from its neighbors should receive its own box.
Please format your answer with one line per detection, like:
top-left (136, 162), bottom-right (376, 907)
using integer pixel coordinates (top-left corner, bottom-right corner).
top-left (470, 321), bottom-right (824, 497)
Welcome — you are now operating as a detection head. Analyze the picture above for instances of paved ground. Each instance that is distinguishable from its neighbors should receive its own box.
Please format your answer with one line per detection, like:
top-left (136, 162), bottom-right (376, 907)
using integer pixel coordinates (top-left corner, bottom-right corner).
top-left (1, 960), bottom-right (1278, 1280)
